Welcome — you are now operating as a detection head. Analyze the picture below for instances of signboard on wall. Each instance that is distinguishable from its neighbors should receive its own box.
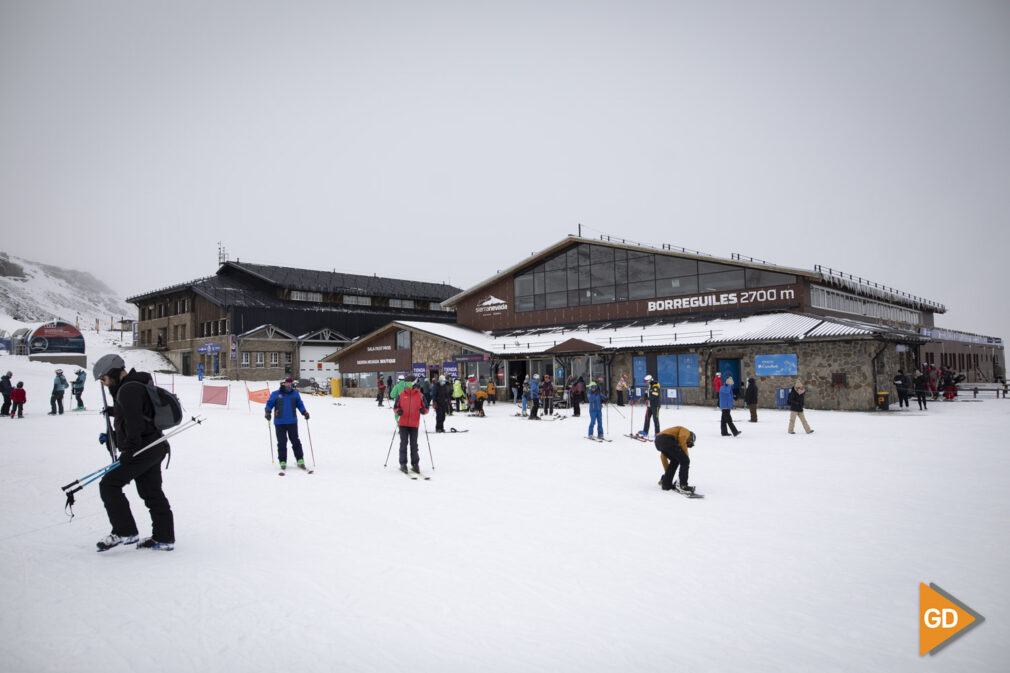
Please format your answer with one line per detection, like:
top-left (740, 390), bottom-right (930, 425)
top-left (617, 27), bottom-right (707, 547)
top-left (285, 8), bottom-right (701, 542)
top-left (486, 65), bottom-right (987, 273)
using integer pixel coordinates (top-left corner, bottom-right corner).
top-left (443, 361), bottom-right (459, 379)
top-left (413, 362), bottom-right (427, 379)
top-left (755, 354), bottom-right (799, 376)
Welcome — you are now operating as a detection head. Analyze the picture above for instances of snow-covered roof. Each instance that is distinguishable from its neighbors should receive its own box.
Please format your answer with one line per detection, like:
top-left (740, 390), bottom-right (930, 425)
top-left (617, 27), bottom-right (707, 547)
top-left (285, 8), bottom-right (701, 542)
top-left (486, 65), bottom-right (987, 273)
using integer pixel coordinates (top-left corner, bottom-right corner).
top-left (395, 311), bottom-right (926, 358)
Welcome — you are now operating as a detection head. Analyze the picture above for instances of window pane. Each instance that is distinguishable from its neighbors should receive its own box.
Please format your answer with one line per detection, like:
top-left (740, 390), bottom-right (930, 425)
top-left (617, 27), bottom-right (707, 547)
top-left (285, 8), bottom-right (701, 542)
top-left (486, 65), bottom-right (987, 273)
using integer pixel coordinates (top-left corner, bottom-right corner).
top-left (546, 291), bottom-right (567, 308)
top-left (698, 261), bottom-right (737, 274)
top-left (699, 270), bottom-right (746, 291)
top-left (579, 289), bottom-right (593, 306)
top-left (533, 271), bottom-right (545, 294)
top-left (567, 268), bottom-right (580, 289)
top-left (592, 285), bottom-right (615, 304)
top-left (590, 261), bottom-right (614, 286)
top-left (566, 248), bottom-right (579, 268)
top-left (534, 294), bottom-right (546, 310)
top-left (545, 254), bottom-right (565, 271)
top-left (629, 280), bottom-right (656, 299)
top-left (590, 245), bottom-right (613, 264)
top-left (655, 256), bottom-right (697, 279)
top-left (745, 269), bottom-right (796, 288)
top-left (616, 284), bottom-right (629, 301)
top-left (577, 244), bottom-right (591, 265)
top-left (516, 295), bottom-right (535, 312)
top-left (656, 275), bottom-right (699, 297)
top-left (628, 257), bottom-right (655, 282)
top-left (545, 269), bottom-right (567, 293)
top-left (578, 267), bottom-right (591, 289)
top-left (614, 248), bottom-right (627, 261)
top-left (615, 260), bottom-right (627, 283)
top-left (568, 289), bottom-right (582, 306)
top-left (514, 274), bottom-right (533, 296)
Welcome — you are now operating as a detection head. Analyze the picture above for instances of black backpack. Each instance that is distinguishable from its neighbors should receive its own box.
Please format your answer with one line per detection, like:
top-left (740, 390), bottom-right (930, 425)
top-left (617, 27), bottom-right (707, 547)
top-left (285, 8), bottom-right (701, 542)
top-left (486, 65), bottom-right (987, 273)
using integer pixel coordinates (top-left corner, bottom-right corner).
top-left (123, 380), bottom-right (183, 430)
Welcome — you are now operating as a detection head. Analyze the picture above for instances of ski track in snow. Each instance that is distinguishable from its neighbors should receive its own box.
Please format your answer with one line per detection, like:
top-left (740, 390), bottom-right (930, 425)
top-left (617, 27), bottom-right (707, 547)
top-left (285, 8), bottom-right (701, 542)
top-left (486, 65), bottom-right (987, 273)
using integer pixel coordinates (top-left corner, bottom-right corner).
top-left (1, 330), bottom-right (1008, 672)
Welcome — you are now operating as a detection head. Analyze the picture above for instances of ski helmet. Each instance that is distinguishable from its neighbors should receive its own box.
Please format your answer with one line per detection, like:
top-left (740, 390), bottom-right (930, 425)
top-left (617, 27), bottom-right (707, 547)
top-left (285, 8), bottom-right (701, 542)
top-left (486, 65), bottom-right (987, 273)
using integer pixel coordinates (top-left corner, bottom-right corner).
top-left (93, 354), bottom-right (126, 380)
top-left (644, 374), bottom-right (653, 382)
top-left (687, 432), bottom-right (696, 448)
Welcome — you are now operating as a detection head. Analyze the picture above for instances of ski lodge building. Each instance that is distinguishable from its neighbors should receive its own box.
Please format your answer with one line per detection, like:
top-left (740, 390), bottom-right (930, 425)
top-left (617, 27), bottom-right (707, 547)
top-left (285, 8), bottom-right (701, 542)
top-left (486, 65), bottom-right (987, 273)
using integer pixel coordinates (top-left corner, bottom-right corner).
top-left (127, 261), bottom-right (460, 381)
top-left (327, 236), bottom-right (1005, 410)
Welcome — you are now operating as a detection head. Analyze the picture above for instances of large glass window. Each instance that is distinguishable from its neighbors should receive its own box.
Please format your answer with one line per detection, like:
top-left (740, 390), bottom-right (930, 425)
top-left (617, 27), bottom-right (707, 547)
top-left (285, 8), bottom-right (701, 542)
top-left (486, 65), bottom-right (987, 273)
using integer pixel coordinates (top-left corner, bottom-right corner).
top-left (396, 330), bottom-right (411, 350)
top-left (511, 243), bottom-right (797, 313)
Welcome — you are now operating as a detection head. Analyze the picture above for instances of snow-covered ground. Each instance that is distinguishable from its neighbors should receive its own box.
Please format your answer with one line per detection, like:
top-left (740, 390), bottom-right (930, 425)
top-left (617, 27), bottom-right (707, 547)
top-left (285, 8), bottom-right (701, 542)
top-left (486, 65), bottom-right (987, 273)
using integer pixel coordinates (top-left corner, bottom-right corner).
top-left (1, 330), bottom-right (1007, 673)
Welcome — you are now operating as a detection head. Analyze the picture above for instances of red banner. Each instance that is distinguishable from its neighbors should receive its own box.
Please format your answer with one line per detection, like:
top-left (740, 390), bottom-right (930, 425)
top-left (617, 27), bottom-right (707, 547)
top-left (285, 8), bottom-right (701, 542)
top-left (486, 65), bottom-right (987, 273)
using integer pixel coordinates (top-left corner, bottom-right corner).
top-left (201, 384), bottom-right (230, 406)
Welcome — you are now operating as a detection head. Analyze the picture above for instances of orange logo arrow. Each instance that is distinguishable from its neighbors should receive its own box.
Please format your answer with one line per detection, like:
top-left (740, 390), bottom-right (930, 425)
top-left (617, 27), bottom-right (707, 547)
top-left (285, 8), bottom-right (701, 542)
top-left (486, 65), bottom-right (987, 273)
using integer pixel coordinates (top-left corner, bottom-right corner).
top-left (920, 583), bottom-right (985, 655)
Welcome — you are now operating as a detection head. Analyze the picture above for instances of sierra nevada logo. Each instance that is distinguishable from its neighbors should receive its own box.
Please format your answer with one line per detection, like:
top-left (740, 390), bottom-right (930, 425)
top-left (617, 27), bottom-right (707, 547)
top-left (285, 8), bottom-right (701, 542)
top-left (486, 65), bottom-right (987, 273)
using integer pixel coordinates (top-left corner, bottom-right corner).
top-left (475, 295), bottom-right (508, 314)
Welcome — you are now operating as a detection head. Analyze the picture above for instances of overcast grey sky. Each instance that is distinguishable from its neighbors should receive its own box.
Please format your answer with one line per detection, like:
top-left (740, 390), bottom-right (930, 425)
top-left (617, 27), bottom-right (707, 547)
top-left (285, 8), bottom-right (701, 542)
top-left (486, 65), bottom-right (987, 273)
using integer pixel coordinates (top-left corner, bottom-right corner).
top-left (2, 1), bottom-right (1008, 339)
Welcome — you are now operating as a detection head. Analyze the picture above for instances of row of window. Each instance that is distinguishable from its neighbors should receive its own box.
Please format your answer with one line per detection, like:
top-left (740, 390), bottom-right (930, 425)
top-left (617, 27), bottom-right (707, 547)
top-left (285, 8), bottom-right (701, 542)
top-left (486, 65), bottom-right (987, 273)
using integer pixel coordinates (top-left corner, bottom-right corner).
top-left (240, 352), bottom-right (294, 368)
top-left (201, 319), bottom-right (229, 337)
top-left (810, 286), bottom-right (921, 326)
top-left (291, 291), bottom-right (450, 312)
top-left (514, 243), bottom-right (797, 312)
top-left (141, 298), bottom-right (191, 321)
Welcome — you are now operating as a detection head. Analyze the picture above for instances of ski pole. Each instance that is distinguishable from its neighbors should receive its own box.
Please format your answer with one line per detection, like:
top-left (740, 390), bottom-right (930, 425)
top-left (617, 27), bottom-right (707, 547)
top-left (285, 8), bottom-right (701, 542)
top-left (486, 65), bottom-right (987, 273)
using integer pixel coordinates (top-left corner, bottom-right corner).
top-left (305, 418), bottom-right (317, 467)
top-left (267, 418), bottom-right (274, 464)
top-left (421, 415), bottom-right (435, 470)
top-left (383, 425), bottom-right (398, 467)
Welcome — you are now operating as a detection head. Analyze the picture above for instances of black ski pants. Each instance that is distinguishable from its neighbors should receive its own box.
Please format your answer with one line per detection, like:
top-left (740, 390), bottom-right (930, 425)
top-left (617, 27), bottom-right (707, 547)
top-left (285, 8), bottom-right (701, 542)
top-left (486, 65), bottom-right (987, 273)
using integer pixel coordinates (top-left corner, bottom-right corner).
top-left (1, 393), bottom-right (10, 416)
top-left (543, 396), bottom-right (553, 416)
top-left (530, 398), bottom-right (540, 419)
top-left (655, 434), bottom-right (690, 489)
top-left (642, 405), bottom-right (660, 436)
top-left (99, 445), bottom-right (174, 543)
top-left (50, 391), bottom-right (65, 415)
top-left (896, 390), bottom-right (910, 408)
top-left (274, 423), bottom-right (304, 463)
top-left (720, 409), bottom-right (740, 436)
top-left (435, 400), bottom-right (447, 431)
top-left (398, 426), bottom-right (420, 467)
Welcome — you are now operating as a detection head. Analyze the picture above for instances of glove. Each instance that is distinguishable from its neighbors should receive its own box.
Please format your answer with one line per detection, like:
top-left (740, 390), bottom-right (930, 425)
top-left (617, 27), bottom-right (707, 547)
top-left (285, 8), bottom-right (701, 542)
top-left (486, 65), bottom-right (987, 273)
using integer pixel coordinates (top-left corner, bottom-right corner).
top-left (98, 433), bottom-right (107, 445)
top-left (265, 411), bottom-right (271, 421)
top-left (303, 412), bottom-right (310, 420)
top-left (102, 406), bottom-right (115, 417)
top-left (395, 409), bottom-right (402, 416)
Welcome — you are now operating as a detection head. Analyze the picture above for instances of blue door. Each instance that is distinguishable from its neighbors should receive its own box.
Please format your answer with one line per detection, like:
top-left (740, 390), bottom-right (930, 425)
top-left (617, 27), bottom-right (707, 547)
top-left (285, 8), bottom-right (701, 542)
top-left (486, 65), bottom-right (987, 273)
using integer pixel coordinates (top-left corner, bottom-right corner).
top-left (717, 358), bottom-right (742, 392)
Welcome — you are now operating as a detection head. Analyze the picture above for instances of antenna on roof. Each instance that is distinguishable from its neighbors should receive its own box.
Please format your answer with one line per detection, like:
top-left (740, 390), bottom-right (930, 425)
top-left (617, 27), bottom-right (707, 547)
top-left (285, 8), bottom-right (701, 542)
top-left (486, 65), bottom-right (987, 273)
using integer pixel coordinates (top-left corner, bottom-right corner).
top-left (217, 242), bottom-right (228, 265)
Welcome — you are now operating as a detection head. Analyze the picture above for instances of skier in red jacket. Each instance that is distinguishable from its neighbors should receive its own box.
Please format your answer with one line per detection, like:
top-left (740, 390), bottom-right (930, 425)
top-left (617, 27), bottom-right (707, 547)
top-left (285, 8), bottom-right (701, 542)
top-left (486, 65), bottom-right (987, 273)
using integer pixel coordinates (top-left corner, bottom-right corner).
top-left (395, 378), bottom-right (429, 475)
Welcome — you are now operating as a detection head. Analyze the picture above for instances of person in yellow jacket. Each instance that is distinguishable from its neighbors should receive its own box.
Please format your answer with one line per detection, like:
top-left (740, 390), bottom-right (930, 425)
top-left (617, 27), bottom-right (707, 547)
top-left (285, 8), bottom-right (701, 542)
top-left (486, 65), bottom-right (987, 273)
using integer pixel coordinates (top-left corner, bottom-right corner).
top-left (452, 377), bottom-right (465, 412)
top-left (655, 426), bottom-right (696, 494)
top-left (486, 380), bottom-right (496, 405)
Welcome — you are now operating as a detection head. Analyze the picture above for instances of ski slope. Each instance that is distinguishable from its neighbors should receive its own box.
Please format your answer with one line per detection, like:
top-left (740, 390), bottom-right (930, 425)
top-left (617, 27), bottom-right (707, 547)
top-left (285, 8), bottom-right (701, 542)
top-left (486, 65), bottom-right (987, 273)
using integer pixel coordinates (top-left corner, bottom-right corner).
top-left (0, 331), bottom-right (1007, 673)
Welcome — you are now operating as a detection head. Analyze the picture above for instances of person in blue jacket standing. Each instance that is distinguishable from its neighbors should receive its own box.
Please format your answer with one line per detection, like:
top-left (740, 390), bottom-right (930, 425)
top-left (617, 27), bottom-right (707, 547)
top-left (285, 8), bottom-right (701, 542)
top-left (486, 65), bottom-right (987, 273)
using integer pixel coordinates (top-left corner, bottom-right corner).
top-left (71, 368), bottom-right (87, 410)
top-left (587, 381), bottom-right (606, 439)
top-left (719, 376), bottom-right (742, 437)
top-left (49, 368), bottom-right (69, 415)
top-left (265, 377), bottom-right (310, 470)
top-left (529, 374), bottom-right (541, 420)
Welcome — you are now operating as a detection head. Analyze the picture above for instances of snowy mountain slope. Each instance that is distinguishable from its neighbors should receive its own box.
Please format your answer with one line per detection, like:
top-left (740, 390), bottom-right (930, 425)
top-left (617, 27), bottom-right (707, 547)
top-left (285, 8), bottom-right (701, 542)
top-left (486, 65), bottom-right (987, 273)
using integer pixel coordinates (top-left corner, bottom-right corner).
top-left (0, 252), bottom-right (133, 325)
top-left (0, 330), bottom-right (1007, 673)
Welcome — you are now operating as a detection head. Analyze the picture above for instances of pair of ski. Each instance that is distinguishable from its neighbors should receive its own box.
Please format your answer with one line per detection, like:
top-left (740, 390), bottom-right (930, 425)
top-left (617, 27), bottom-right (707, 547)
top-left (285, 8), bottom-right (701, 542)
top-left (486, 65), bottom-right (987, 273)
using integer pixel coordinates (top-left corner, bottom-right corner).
top-left (585, 435), bottom-right (613, 443)
top-left (399, 467), bottom-right (431, 481)
top-left (626, 433), bottom-right (651, 443)
top-left (279, 464), bottom-right (314, 476)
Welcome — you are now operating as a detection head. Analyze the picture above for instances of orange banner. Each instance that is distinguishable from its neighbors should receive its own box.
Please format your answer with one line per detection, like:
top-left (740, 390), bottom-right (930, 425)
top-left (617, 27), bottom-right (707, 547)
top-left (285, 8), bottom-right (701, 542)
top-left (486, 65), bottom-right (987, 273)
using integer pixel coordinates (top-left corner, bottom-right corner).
top-left (247, 387), bottom-right (270, 404)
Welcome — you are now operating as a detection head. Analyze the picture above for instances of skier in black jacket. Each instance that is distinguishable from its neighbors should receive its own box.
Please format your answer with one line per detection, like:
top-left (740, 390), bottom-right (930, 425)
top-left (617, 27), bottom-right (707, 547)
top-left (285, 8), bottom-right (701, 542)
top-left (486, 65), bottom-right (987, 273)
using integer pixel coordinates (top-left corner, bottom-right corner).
top-left (93, 354), bottom-right (175, 552)
top-left (744, 377), bottom-right (759, 422)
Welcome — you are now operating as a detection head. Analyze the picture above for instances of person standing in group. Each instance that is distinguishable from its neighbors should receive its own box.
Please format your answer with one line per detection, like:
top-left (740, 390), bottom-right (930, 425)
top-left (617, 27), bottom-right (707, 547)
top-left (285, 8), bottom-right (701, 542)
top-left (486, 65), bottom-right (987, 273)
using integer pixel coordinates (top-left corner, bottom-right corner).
top-left (713, 372), bottom-right (723, 406)
top-left (744, 377), bottom-right (759, 422)
top-left (616, 374), bottom-right (628, 406)
top-left (452, 376), bottom-right (465, 412)
top-left (465, 375), bottom-right (479, 412)
top-left (9, 381), bottom-right (26, 418)
top-left (434, 375), bottom-right (451, 432)
top-left (1, 370), bottom-right (12, 417)
top-left (587, 381), bottom-right (605, 439)
top-left (510, 375), bottom-right (519, 404)
top-left (541, 374), bottom-right (554, 417)
top-left (486, 379), bottom-right (496, 405)
top-left (49, 368), bottom-right (69, 416)
top-left (265, 377), bottom-right (310, 471)
top-left (925, 364), bottom-right (940, 400)
top-left (912, 370), bottom-right (928, 411)
top-left (93, 353), bottom-right (175, 551)
top-left (395, 378), bottom-right (428, 475)
top-left (71, 368), bottom-right (87, 410)
top-left (376, 376), bottom-right (387, 407)
top-left (655, 426), bottom-right (696, 494)
top-left (637, 374), bottom-right (661, 438)
top-left (390, 374), bottom-right (410, 411)
top-left (719, 376), bottom-right (742, 437)
top-left (571, 376), bottom-right (585, 417)
top-left (786, 381), bottom-right (814, 434)
top-left (892, 369), bottom-right (911, 408)
top-left (529, 374), bottom-right (541, 420)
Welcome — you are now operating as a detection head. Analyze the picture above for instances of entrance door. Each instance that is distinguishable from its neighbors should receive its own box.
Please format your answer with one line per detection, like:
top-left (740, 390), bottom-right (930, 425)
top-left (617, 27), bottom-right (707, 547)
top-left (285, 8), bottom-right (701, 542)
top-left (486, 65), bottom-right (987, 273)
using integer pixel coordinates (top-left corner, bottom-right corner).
top-left (717, 358), bottom-right (742, 392)
top-left (181, 351), bottom-right (192, 377)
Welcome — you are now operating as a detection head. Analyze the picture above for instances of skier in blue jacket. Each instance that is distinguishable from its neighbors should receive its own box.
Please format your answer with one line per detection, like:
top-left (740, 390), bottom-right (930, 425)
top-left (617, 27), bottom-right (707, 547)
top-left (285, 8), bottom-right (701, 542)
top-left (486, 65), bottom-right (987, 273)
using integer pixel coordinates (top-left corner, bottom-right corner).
top-left (719, 376), bottom-right (742, 437)
top-left (265, 377), bottom-right (310, 470)
top-left (587, 381), bottom-right (606, 439)
top-left (49, 368), bottom-right (69, 415)
top-left (529, 374), bottom-right (541, 420)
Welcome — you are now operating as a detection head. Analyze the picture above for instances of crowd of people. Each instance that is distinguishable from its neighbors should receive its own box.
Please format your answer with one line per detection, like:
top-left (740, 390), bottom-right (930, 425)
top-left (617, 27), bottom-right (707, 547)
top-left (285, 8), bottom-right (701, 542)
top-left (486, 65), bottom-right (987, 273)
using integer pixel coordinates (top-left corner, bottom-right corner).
top-left (1, 367), bottom-right (88, 418)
